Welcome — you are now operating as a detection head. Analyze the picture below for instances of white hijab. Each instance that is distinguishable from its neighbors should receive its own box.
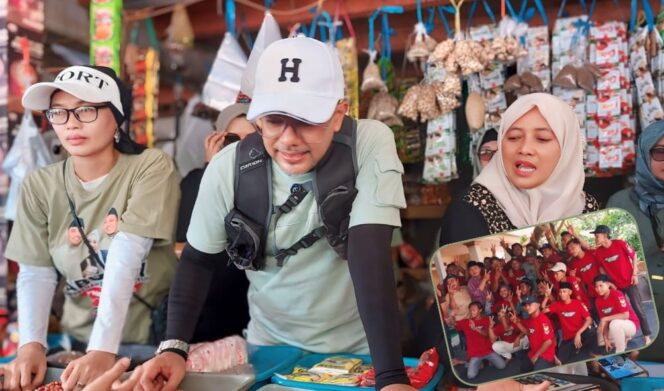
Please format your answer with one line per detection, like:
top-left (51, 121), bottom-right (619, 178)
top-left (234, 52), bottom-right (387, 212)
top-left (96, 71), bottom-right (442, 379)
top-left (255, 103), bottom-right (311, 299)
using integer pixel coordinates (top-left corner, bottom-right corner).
top-left (474, 93), bottom-right (586, 228)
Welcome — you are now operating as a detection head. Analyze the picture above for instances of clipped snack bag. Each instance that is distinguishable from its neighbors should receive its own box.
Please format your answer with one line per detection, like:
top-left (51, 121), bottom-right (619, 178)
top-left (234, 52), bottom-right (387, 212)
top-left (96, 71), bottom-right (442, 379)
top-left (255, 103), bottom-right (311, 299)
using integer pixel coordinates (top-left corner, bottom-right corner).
top-left (398, 84), bottom-right (422, 121)
top-left (417, 83), bottom-right (441, 121)
top-left (361, 50), bottom-right (387, 92)
top-left (367, 91), bottom-right (401, 124)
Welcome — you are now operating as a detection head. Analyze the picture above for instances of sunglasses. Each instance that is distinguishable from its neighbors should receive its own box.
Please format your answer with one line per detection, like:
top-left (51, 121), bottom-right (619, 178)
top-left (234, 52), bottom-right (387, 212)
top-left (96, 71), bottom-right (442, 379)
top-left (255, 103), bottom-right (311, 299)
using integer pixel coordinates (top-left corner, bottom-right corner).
top-left (478, 149), bottom-right (497, 162)
top-left (651, 146), bottom-right (664, 162)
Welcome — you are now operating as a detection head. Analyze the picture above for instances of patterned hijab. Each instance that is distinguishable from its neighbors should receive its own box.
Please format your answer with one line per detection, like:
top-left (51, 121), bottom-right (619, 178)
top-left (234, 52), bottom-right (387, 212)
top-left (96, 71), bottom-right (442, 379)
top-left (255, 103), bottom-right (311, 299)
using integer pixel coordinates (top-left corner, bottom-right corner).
top-left (634, 121), bottom-right (664, 214)
top-left (475, 93), bottom-right (586, 228)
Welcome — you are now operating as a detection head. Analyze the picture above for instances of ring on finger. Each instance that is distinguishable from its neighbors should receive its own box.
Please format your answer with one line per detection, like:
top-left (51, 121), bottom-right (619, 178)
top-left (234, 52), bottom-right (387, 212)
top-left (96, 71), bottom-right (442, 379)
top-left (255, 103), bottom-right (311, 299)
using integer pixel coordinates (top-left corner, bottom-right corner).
top-left (76, 381), bottom-right (86, 388)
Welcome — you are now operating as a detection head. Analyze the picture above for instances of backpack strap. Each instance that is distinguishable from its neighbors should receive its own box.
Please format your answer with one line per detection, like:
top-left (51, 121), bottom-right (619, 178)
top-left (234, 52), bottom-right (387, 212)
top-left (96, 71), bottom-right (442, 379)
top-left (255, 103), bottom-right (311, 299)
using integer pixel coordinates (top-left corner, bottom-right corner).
top-left (314, 116), bottom-right (359, 259)
top-left (225, 133), bottom-right (272, 270)
top-left (234, 132), bottom-right (272, 228)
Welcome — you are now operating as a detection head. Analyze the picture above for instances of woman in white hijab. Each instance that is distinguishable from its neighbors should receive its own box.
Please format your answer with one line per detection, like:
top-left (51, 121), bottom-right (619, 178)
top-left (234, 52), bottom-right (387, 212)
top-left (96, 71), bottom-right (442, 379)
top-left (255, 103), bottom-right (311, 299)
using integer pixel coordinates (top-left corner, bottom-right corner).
top-left (439, 93), bottom-right (599, 246)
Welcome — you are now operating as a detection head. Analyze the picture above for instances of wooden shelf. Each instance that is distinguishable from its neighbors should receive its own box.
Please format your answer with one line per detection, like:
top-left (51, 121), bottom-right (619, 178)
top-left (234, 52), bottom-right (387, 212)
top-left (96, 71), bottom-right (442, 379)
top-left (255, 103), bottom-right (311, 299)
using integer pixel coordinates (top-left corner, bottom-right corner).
top-left (401, 204), bottom-right (447, 220)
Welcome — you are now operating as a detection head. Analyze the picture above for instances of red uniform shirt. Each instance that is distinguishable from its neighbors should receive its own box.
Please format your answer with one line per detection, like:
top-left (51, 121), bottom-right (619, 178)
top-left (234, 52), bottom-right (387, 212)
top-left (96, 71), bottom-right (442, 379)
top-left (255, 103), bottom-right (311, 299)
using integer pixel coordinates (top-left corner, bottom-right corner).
top-left (493, 320), bottom-right (520, 343)
top-left (595, 288), bottom-right (640, 330)
top-left (569, 250), bottom-right (600, 298)
top-left (547, 299), bottom-right (591, 341)
top-left (507, 269), bottom-right (527, 289)
top-left (456, 317), bottom-right (494, 358)
top-left (522, 312), bottom-right (556, 361)
top-left (595, 240), bottom-right (636, 289)
top-left (553, 276), bottom-right (590, 308)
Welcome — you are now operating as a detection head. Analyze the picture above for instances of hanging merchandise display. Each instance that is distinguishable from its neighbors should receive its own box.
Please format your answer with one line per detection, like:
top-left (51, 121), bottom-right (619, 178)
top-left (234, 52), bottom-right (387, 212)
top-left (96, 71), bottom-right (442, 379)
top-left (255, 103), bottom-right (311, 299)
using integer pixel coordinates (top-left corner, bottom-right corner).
top-left (361, 6), bottom-right (403, 93)
top-left (508, 0), bottom-right (552, 95)
top-left (423, 64), bottom-right (459, 184)
top-left (90, 0), bottom-right (122, 74)
top-left (419, 1), bottom-right (469, 184)
top-left (201, 0), bottom-right (248, 111)
top-left (587, 20), bottom-right (635, 176)
top-left (126, 18), bottom-right (160, 147)
top-left (516, 26), bottom-right (551, 92)
top-left (2, 111), bottom-right (51, 221)
top-left (552, 16), bottom-right (590, 150)
top-left (466, 22), bottom-right (508, 132)
top-left (165, 4), bottom-right (195, 50)
top-left (405, 1), bottom-right (438, 71)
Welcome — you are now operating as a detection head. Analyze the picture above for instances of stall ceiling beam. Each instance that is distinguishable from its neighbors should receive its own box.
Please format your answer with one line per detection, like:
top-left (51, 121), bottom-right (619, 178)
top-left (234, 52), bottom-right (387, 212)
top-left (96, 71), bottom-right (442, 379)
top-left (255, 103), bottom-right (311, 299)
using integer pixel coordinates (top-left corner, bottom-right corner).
top-left (150, 0), bottom-right (633, 53)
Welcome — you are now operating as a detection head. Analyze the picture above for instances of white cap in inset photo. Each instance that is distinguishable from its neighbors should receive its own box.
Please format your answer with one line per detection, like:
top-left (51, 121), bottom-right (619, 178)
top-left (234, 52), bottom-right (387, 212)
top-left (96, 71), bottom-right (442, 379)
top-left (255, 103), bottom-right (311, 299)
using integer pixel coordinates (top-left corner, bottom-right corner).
top-left (549, 262), bottom-right (567, 273)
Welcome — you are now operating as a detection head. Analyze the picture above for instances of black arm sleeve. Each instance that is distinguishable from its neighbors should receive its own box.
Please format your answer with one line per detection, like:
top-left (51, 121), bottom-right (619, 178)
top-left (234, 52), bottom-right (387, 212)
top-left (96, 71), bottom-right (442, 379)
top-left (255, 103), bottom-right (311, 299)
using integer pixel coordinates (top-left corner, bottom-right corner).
top-left (347, 224), bottom-right (410, 390)
top-left (165, 243), bottom-right (226, 342)
top-left (438, 192), bottom-right (490, 247)
top-left (176, 166), bottom-right (206, 242)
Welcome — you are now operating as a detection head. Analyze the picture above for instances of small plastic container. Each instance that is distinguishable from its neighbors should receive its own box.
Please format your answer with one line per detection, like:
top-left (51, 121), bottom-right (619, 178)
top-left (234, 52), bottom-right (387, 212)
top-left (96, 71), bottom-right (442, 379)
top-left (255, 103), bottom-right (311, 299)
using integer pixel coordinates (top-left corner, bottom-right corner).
top-left (271, 354), bottom-right (443, 391)
top-left (257, 385), bottom-right (310, 390)
top-left (179, 371), bottom-right (255, 391)
top-left (248, 345), bottom-right (304, 391)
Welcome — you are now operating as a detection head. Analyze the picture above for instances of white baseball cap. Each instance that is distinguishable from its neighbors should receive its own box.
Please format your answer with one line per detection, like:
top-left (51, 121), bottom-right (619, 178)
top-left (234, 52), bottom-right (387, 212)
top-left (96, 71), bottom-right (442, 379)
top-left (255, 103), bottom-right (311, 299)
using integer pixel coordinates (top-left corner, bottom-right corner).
top-left (549, 262), bottom-right (567, 273)
top-left (247, 36), bottom-right (344, 124)
top-left (22, 65), bottom-right (123, 116)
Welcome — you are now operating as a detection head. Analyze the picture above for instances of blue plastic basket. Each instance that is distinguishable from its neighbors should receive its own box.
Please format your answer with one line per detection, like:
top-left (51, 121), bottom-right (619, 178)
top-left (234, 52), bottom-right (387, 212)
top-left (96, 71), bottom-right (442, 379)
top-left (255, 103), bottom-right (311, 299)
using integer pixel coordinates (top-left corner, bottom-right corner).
top-left (248, 345), bottom-right (305, 391)
top-left (271, 353), bottom-right (443, 391)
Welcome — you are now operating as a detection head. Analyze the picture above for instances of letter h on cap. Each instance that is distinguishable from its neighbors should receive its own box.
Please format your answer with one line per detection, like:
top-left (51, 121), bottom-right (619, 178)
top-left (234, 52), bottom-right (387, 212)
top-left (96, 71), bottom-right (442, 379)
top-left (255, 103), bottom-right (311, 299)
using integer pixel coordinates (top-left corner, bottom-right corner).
top-left (279, 58), bottom-right (302, 83)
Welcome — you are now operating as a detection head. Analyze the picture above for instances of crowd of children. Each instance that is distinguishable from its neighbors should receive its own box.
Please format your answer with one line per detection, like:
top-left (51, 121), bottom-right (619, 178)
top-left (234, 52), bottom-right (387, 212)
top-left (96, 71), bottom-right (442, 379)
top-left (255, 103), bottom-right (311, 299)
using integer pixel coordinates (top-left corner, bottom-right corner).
top-left (438, 224), bottom-right (652, 380)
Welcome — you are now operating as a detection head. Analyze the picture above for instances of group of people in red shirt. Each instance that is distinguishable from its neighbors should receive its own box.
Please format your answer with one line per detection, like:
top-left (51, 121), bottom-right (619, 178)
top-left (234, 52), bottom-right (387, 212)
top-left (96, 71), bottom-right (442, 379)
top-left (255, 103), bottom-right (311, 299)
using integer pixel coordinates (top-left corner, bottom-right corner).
top-left (440, 224), bottom-right (652, 381)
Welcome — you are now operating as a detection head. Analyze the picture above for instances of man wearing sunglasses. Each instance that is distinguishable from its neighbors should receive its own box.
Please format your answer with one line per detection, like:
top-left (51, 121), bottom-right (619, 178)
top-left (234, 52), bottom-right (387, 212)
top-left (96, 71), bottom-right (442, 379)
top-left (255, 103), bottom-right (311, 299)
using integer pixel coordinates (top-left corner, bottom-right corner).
top-left (141, 36), bottom-right (413, 391)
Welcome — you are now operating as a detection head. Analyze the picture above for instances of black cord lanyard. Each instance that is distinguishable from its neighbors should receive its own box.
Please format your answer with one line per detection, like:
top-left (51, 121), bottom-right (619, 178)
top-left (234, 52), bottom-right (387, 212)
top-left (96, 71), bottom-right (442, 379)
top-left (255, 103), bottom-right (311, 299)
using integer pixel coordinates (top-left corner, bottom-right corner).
top-left (62, 158), bottom-right (155, 311)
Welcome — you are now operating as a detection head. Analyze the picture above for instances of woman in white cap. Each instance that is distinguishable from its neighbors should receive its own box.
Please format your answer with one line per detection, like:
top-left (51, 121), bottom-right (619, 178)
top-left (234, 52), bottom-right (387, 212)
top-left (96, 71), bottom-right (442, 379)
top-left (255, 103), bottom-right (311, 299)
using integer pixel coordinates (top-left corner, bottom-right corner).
top-left (2, 65), bottom-right (180, 390)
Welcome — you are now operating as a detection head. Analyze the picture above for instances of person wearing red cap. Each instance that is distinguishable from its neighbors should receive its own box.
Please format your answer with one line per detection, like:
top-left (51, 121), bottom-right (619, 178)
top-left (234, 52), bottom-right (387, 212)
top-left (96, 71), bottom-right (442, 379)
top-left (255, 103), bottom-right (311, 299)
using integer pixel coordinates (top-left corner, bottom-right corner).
top-left (542, 282), bottom-right (596, 363)
top-left (592, 225), bottom-right (652, 344)
top-left (593, 274), bottom-right (641, 353)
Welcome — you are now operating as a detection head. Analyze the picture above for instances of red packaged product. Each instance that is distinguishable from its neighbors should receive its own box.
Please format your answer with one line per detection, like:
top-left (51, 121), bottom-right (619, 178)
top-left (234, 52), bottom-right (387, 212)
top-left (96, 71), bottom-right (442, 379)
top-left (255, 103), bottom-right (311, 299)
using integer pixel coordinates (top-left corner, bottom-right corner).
top-left (359, 368), bottom-right (376, 387)
top-left (407, 347), bottom-right (439, 388)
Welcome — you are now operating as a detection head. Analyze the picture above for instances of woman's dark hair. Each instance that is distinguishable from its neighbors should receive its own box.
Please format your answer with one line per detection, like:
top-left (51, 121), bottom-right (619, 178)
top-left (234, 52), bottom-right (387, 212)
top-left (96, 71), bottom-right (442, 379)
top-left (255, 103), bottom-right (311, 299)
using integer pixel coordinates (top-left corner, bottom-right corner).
top-left (87, 66), bottom-right (146, 155)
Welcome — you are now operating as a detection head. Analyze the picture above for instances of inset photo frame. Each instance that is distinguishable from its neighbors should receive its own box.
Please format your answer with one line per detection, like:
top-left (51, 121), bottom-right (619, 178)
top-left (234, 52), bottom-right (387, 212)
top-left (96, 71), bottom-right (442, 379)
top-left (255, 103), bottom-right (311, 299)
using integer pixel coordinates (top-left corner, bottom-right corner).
top-left (430, 208), bottom-right (660, 386)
